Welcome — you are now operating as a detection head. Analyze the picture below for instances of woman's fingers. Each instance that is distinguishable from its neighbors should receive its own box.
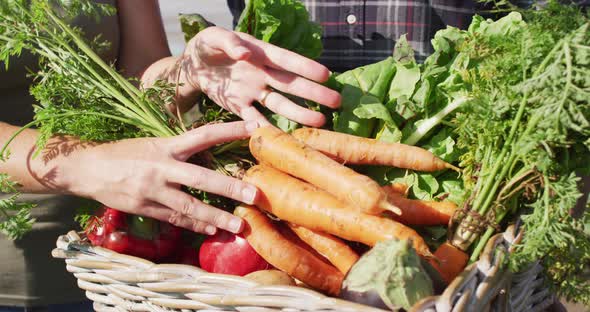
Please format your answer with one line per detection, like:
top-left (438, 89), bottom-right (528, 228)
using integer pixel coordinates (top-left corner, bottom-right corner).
top-left (262, 91), bottom-right (326, 127)
top-left (264, 67), bottom-right (341, 109)
top-left (170, 121), bottom-right (259, 160)
top-left (153, 188), bottom-right (244, 234)
top-left (236, 32), bottom-right (330, 83)
top-left (239, 105), bottom-right (272, 126)
top-left (167, 161), bottom-right (259, 205)
top-left (170, 212), bottom-right (216, 235)
top-left (137, 202), bottom-right (175, 222)
top-left (136, 202), bottom-right (211, 234)
top-left (196, 27), bottom-right (251, 61)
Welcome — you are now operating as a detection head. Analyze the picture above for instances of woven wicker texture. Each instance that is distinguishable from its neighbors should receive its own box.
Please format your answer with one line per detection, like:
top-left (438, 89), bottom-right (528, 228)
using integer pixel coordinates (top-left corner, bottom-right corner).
top-left (52, 225), bottom-right (553, 312)
top-left (409, 225), bottom-right (554, 312)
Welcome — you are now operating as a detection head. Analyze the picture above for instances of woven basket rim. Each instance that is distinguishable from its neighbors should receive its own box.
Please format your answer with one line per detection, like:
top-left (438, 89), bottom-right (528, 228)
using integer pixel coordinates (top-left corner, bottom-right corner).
top-left (52, 224), bottom-right (555, 312)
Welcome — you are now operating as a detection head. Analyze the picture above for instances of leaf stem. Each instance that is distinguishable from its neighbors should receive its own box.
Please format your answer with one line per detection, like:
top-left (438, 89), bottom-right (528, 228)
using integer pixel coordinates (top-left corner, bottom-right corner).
top-left (404, 96), bottom-right (470, 145)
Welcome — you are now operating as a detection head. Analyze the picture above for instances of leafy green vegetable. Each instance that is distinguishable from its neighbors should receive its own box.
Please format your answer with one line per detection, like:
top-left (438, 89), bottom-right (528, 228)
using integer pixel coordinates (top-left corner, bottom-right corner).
top-left (412, 174), bottom-right (440, 201)
top-left (179, 13), bottom-right (211, 42)
top-left (437, 171), bottom-right (465, 205)
top-left (341, 239), bottom-right (433, 310)
top-left (365, 167), bottom-right (409, 189)
top-left (333, 57), bottom-right (397, 137)
top-left (235, 0), bottom-right (322, 59)
top-left (435, 4), bottom-right (590, 302)
top-left (388, 63), bottom-right (420, 101)
top-left (0, 0), bottom-right (327, 240)
top-left (0, 174), bottom-right (35, 240)
top-left (392, 34), bottom-right (415, 64)
top-left (421, 127), bottom-right (462, 163)
top-left (375, 124), bottom-right (403, 143)
top-left (416, 225), bottom-right (448, 250)
top-left (0, 0), bottom-right (182, 148)
top-left (331, 3), bottom-right (589, 302)
top-left (268, 113), bottom-right (299, 132)
top-left (353, 95), bottom-right (396, 125)
top-left (0, 0), bottom-right (184, 240)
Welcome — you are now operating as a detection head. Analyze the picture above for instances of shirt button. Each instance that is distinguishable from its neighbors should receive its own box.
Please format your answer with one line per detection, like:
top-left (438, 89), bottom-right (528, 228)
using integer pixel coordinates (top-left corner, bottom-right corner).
top-left (346, 14), bottom-right (357, 25)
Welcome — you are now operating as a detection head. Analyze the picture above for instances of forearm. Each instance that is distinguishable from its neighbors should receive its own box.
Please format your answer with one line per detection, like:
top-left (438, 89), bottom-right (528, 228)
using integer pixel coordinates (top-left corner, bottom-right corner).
top-left (0, 122), bottom-right (77, 194)
top-left (115, 0), bottom-right (200, 113)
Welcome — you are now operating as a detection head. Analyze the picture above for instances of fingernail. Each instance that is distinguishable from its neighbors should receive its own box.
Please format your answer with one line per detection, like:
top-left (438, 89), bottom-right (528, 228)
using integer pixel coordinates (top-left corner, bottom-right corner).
top-left (242, 186), bottom-right (258, 204)
top-left (205, 225), bottom-right (217, 235)
top-left (245, 120), bottom-right (260, 134)
top-left (229, 218), bottom-right (244, 233)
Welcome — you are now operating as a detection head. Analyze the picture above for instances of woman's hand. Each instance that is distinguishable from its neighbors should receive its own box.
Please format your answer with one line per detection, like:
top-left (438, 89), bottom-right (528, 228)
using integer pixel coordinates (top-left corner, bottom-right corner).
top-left (178, 27), bottom-right (341, 127)
top-left (61, 121), bottom-right (260, 235)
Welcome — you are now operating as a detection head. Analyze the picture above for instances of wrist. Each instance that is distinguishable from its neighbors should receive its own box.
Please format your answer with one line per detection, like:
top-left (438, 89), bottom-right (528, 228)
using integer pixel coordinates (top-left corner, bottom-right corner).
top-left (174, 52), bottom-right (203, 112)
top-left (139, 54), bottom-right (202, 114)
top-left (45, 136), bottom-right (96, 197)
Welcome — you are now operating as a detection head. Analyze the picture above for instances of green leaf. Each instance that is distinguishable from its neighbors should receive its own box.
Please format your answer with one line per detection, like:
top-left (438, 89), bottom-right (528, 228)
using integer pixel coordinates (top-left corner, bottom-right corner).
top-left (467, 12), bottom-right (525, 37)
top-left (0, 174), bottom-right (36, 240)
top-left (388, 62), bottom-right (421, 102)
top-left (235, 0), bottom-right (323, 59)
top-left (412, 174), bottom-right (440, 200)
top-left (430, 26), bottom-right (464, 56)
top-left (333, 58), bottom-right (397, 137)
top-left (366, 167), bottom-right (417, 188)
top-left (343, 239), bottom-right (433, 310)
top-left (332, 86), bottom-right (373, 137)
top-left (179, 13), bottom-right (211, 42)
top-left (375, 123), bottom-right (403, 143)
top-left (337, 57), bottom-right (396, 101)
top-left (421, 127), bottom-right (461, 163)
top-left (438, 171), bottom-right (465, 205)
top-left (353, 95), bottom-right (395, 125)
top-left (416, 225), bottom-right (448, 250)
top-left (393, 34), bottom-right (415, 64)
top-left (268, 113), bottom-right (299, 133)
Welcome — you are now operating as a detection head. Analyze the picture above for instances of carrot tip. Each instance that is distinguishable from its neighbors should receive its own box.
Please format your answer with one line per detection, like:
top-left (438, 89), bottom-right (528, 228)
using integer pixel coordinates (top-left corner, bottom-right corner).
top-left (446, 163), bottom-right (462, 173)
top-left (380, 200), bottom-right (402, 216)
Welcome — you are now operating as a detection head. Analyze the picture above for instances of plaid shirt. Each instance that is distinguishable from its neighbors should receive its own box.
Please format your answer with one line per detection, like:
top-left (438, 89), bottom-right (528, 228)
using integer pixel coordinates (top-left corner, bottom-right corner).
top-left (305, 0), bottom-right (478, 70)
top-left (229, 0), bottom-right (478, 71)
top-left (228, 0), bottom-right (586, 71)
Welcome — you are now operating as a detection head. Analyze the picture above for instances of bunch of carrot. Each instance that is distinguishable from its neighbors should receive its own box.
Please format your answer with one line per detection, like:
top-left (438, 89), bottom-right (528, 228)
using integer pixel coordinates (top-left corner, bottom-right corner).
top-left (236, 126), bottom-right (466, 295)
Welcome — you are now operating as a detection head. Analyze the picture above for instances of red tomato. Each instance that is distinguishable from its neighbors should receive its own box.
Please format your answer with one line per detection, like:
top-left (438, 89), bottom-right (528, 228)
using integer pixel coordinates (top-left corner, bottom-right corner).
top-left (85, 217), bottom-right (107, 246)
top-left (103, 207), bottom-right (127, 230)
top-left (178, 246), bottom-right (199, 267)
top-left (103, 231), bottom-right (130, 254)
top-left (151, 222), bottom-right (183, 262)
top-left (85, 207), bottom-right (118, 246)
top-left (127, 236), bottom-right (157, 261)
top-left (199, 231), bottom-right (271, 276)
top-left (154, 237), bottom-right (179, 262)
top-left (158, 222), bottom-right (183, 241)
top-left (103, 231), bottom-right (158, 261)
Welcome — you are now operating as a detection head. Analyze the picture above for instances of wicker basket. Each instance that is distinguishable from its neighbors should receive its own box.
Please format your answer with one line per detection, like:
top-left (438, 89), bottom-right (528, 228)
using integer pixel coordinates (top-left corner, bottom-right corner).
top-left (52, 224), bottom-right (555, 312)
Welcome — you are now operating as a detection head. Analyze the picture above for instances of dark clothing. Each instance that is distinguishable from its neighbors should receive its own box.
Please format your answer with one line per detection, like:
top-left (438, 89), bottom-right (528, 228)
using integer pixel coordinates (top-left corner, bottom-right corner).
top-left (228, 0), bottom-right (588, 72)
top-left (229, 0), bottom-right (478, 71)
top-left (0, 0), bottom-right (119, 307)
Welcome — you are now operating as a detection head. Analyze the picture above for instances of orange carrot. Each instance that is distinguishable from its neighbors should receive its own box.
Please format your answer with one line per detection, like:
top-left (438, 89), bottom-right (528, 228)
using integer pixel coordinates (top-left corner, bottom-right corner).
top-left (429, 242), bottom-right (469, 284)
top-left (382, 186), bottom-right (457, 225)
top-left (234, 205), bottom-right (343, 295)
top-left (383, 183), bottom-right (410, 196)
top-left (243, 165), bottom-right (432, 257)
top-left (249, 126), bottom-right (400, 216)
top-left (288, 224), bottom-right (360, 274)
top-left (276, 223), bottom-right (333, 266)
top-left (292, 128), bottom-right (457, 172)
